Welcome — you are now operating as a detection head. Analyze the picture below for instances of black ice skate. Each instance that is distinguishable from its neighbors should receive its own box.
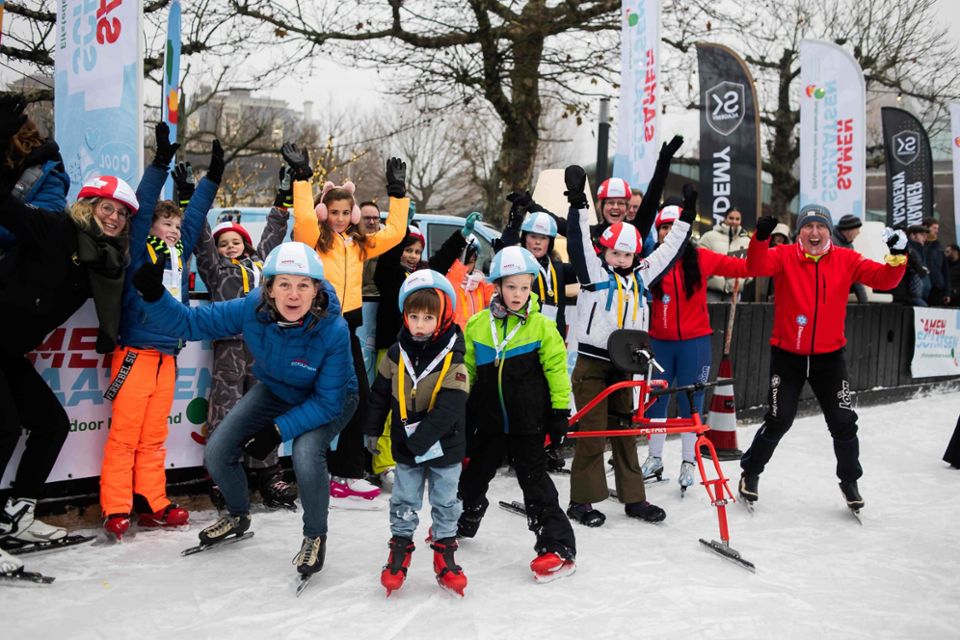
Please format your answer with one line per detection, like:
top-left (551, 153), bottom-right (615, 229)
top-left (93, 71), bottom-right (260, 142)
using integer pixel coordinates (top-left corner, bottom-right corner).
top-left (839, 481), bottom-right (864, 524)
top-left (259, 465), bottom-right (298, 512)
top-left (739, 472), bottom-right (759, 513)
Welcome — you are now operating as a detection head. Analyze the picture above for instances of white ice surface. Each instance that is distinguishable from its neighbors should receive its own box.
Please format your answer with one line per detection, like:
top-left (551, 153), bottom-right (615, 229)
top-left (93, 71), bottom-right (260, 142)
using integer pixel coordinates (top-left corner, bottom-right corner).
top-left (7, 392), bottom-right (960, 640)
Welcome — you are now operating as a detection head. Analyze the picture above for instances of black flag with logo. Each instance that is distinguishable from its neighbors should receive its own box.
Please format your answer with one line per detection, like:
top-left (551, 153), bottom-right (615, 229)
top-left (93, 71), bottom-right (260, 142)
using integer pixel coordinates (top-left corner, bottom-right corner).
top-left (881, 107), bottom-right (934, 229)
top-left (696, 43), bottom-right (761, 230)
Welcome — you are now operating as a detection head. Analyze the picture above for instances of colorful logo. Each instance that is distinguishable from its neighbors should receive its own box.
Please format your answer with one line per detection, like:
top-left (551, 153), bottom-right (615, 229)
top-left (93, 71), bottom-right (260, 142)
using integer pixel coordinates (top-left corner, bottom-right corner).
top-left (662, 294), bottom-right (671, 304)
top-left (625, 9), bottom-right (639, 27)
top-left (955, 137), bottom-right (960, 148)
top-left (805, 85), bottom-right (825, 99)
top-left (797, 315), bottom-right (808, 326)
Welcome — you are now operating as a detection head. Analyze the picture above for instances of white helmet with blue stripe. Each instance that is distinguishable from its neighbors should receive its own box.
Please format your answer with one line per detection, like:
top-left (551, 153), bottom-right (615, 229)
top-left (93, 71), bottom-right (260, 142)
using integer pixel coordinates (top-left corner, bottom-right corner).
top-left (398, 269), bottom-right (458, 313)
top-left (489, 246), bottom-right (540, 282)
top-left (520, 211), bottom-right (558, 238)
top-left (262, 242), bottom-right (325, 281)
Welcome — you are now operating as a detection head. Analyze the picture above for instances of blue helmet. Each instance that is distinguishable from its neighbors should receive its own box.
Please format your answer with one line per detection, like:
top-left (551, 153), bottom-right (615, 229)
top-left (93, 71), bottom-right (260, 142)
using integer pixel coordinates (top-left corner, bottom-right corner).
top-left (489, 246), bottom-right (540, 282)
top-left (398, 269), bottom-right (458, 313)
top-left (520, 211), bottom-right (558, 238)
top-left (262, 242), bottom-right (325, 281)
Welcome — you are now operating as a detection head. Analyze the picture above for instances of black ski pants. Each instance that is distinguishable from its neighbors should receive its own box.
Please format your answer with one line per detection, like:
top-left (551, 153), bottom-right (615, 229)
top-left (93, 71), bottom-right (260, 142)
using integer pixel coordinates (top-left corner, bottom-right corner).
top-left (741, 346), bottom-right (862, 482)
top-left (327, 332), bottom-right (369, 479)
top-left (459, 431), bottom-right (576, 559)
top-left (0, 351), bottom-right (70, 499)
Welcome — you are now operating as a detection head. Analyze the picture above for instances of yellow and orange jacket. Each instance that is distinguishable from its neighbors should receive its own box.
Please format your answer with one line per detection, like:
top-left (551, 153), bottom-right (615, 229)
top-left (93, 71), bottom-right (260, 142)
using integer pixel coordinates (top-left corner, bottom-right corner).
top-left (292, 180), bottom-right (407, 319)
top-left (446, 259), bottom-right (496, 330)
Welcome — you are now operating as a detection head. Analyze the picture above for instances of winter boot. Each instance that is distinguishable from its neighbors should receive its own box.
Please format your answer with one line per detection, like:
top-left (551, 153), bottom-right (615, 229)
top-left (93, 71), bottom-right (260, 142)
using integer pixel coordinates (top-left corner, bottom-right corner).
top-left (103, 514), bottom-right (131, 542)
top-left (625, 501), bottom-right (666, 523)
top-left (381, 536), bottom-right (415, 596)
top-left (839, 481), bottom-right (864, 511)
top-left (678, 461), bottom-right (696, 496)
top-left (293, 535), bottom-right (327, 576)
top-left (566, 502), bottom-right (605, 527)
top-left (530, 551), bottom-right (577, 583)
top-left (430, 537), bottom-right (467, 597)
top-left (2, 497), bottom-right (67, 544)
top-left (641, 456), bottom-right (664, 481)
top-left (198, 513), bottom-right (251, 546)
top-left (739, 472), bottom-right (759, 503)
top-left (208, 479), bottom-right (226, 514)
top-left (259, 465), bottom-right (298, 510)
top-left (330, 476), bottom-right (381, 500)
top-left (456, 496), bottom-right (489, 538)
top-left (138, 503), bottom-right (190, 529)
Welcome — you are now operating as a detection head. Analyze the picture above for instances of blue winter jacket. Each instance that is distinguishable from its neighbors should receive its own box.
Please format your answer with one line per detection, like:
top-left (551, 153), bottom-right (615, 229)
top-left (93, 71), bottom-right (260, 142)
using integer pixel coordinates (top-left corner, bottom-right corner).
top-left (0, 159), bottom-right (71, 248)
top-left (118, 164), bottom-right (219, 354)
top-left (141, 281), bottom-right (358, 440)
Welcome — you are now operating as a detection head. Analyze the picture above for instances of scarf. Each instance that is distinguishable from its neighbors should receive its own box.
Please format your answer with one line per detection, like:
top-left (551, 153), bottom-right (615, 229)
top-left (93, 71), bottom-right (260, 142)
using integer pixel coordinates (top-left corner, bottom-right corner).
top-left (75, 223), bottom-right (128, 354)
top-left (146, 235), bottom-right (184, 262)
top-left (489, 294), bottom-right (528, 321)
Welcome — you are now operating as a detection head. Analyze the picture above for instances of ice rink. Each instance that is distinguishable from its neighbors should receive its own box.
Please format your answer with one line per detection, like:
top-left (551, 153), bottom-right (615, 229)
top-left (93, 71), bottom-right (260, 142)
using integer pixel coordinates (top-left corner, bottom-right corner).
top-left (6, 391), bottom-right (960, 640)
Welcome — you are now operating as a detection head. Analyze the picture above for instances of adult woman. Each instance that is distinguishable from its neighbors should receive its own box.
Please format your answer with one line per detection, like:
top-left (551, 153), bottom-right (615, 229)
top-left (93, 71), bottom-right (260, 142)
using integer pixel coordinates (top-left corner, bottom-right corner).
top-left (0, 97), bottom-right (135, 575)
top-left (131, 242), bottom-right (358, 578)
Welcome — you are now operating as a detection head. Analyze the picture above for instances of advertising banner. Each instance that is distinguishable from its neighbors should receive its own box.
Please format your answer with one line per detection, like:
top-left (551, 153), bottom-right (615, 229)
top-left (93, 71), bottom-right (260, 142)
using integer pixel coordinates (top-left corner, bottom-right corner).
top-left (881, 107), bottom-right (934, 229)
top-left (612, 0), bottom-right (660, 193)
top-left (55, 0), bottom-right (144, 201)
top-left (696, 43), bottom-right (761, 228)
top-left (162, 0), bottom-right (182, 200)
top-left (799, 40), bottom-right (866, 219)
top-left (911, 307), bottom-right (960, 379)
top-left (950, 103), bottom-right (960, 237)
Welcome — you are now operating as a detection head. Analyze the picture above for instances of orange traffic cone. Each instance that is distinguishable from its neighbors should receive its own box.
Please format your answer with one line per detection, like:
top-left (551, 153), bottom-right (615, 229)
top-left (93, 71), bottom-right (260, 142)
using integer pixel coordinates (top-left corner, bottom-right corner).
top-left (703, 354), bottom-right (742, 461)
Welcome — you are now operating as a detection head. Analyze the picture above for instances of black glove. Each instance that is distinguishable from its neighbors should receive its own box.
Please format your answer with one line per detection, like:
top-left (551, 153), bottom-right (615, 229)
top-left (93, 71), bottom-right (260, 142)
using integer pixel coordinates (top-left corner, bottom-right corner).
top-left (365, 435), bottom-right (381, 456)
top-left (680, 183), bottom-right (698, 223)
top-left (273, 166), bottom-right (294, 208)
top-left (548, 409), bottom-right (570, 447)
top-left (754, 215), bottom-right (778, 242)
top-left (206, 139), bottom-right (225, 185)
top-left (132, 253), bottom-right (167, 303)
top-left (659, 134), bottom-right (684, 160)
top-left (152, 122), bottom-right (180, 168)
top-left (242, 424), bottom-right (282, 461)
top-left (281, 142), bottom-right (313, 182)
top-left (505, 191), bottom-right (530, 230)
top-left (172, 162), bottom-right (195, 209)
top-left (0, 95), bottom-right (27, 142)
top-left (564, 165), bottom-right (588, 209)
top-left (386, 157), bottom-right (407, 198)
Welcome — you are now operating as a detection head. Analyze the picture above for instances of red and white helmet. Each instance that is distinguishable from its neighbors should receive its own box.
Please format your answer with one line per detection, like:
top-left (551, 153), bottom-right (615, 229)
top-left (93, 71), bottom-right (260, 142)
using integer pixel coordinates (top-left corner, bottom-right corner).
top-left (654, 205), bottom-right (682, 230)
top-left (77, 176), bottom-right (139, 215)
top-left (406, 225), bottom-right (425, 246)
top-left (596, 177), bottom-right (632, 201)
top-left (599, 222), bottom-right (643, 254)
top-left (212, 221), bottom-right (253, 247)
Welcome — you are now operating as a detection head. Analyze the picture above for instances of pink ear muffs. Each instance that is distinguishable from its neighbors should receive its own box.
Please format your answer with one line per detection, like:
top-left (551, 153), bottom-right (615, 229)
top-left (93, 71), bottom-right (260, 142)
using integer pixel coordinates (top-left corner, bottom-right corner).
top-left (314, 181), bottom-right (362, 226)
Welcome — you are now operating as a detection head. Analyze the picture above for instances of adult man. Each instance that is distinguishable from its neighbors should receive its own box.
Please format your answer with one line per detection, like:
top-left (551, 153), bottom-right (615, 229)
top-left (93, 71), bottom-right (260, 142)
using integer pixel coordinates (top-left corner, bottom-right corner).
top-left (626, 188), bottom-right (643, 223)
top-left (360, 201), bottom-right (383, 297)
top-left (831, 214), bottom-right (868, 303)
top-left (739, 205), bottom-right (907, 515)
top-left (698, 208), bottom-right (752, 301)
top-left (946, 244), bottom-right (960, 306)
top-left (922, 217), bottom-right (950, 306)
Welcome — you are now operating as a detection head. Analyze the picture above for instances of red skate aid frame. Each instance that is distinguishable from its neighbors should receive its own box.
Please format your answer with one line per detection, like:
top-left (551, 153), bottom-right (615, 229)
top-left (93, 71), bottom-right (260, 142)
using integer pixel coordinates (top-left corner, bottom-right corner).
top-left (565, 376), bottom-right (756, 573)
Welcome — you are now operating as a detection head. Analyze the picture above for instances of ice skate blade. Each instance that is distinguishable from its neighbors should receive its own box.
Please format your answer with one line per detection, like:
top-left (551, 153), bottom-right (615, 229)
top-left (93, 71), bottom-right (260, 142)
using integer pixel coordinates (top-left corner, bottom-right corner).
top-left (3, 534), bottom-right (96, 557)
top-left (296, 573), bottom-right (313, 597)
top-left (329, 496), bottom-right (385, 511)
top-left (0, 570), bottom-right (55, 586)
top-left (498, 500), bottom-right (526, 517)
top-left (533, 562), bottom-right (576, 584)
top-left (263, 500), bottom-right (298, 513)
top-left (741, 498), bottom-right (755, 515)
top-left (181, 531), bottom-right (255, 556)
top-left (437, 581), bottom-right (465, 598)
top-left (849, 509), bottom-right (863, 525)
top-left (138, 522), bottom-right (191, 532)
top-left (699, 539), bottom-right (756, 573)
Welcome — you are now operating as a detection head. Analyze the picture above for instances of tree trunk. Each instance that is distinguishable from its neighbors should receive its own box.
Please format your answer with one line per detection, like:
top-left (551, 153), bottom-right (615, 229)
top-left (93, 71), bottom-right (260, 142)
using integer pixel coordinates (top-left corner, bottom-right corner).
top-left (765, 49), bottom-right (801, 223)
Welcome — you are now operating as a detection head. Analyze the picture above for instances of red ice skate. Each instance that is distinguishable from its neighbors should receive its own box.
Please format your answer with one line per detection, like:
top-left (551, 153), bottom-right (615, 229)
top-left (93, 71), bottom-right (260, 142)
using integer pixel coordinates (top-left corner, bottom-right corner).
top-left (103, 514), bottom-right (130, 542)
top-left (430, 537), bottom-right (467, 597)
top-left (530, 552), bottom-right (576, 583)
top-left (381, 536), bottom-right (415, 597)
top-left (138, 504), bottom-right (190, 529)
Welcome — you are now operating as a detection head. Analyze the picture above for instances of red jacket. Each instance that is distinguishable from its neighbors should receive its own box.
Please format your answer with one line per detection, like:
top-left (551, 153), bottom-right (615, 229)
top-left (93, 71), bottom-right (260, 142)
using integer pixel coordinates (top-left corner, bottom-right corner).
top-left (747, 238), bottom-right (905, 355)
top-left (650, 248), bottom-right (749, 341)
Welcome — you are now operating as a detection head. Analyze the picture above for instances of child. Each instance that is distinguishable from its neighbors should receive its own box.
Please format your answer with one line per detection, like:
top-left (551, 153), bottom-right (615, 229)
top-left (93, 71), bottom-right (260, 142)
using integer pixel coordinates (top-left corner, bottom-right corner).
top-left (363, 270), bottom-right (469, 597)
top-left (130, 242), bottom-right (358, 579)
top-left (564, 165), bottom-right (695, 527)
top-left (189, 165), bottom-right (294, 510)
top-left (643, 201), bottom-right (749, 493)
top-left (457, 246), bottom-right (577, 583)
top-left (445, 234), bottom-right (496, 328)
top-left (286, 145), bottom-right (408, 503)
top-left (99, 132), bottom-right (223, 540)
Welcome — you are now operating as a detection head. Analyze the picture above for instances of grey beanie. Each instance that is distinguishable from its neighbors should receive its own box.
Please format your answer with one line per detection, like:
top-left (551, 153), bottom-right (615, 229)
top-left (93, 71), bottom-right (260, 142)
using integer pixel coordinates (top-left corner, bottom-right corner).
top-left (797, 204), bottom-right (833, 233)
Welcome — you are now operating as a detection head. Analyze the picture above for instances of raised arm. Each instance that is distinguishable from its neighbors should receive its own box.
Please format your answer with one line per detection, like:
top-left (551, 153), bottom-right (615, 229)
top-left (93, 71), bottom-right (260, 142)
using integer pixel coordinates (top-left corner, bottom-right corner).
top-left (180, 176), bottom-right (220, 259)
top-left (634, 135), bottom-right (684, 240)
top-left (282, 142), bottom-right (321, 250)
top-left (565, 166), bottom-right (607, 285)
top-left (193, 220), bottom-right (223, 294)
top-left (639, 183), bottom-right (697, 287)
top-left (746, 216), bottom-right (785, 277)
top-left (699, 248), bottom-right (750, 280)
top-left (365, 193), bottom-right (409, 260)
top-left (258, 206), bottom-right (291, 259)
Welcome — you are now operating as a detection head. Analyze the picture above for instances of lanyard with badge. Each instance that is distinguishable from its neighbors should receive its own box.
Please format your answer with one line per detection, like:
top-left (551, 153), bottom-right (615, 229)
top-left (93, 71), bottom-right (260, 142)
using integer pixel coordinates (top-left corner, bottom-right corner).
top-left (614, 273), bottom-right (639, 328)
top-left (397, 333), bottom-right (457, 420)
top-left (489, 311), bottom-right (523, 368)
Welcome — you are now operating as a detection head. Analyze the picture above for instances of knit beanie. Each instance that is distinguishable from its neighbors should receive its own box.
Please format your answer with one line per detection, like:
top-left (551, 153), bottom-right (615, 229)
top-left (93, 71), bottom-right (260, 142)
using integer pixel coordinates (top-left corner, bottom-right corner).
top-left (797, 204), bottom-right (833, 233)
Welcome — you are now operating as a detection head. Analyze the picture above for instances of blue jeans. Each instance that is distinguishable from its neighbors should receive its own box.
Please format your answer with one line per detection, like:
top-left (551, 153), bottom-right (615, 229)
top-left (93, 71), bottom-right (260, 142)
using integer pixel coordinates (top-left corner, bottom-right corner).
top-left (206, 382), bottom-right (359, 537)
top-left (389, 462), bottom-right (463, 541)
top-left (647, 335), bottom-right (711, 462)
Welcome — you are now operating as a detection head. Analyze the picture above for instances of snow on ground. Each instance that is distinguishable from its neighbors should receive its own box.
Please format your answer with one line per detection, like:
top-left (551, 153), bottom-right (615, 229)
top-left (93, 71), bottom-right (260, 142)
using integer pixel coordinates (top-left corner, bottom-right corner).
top-left (7, 392), bottom-right (960, 640)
